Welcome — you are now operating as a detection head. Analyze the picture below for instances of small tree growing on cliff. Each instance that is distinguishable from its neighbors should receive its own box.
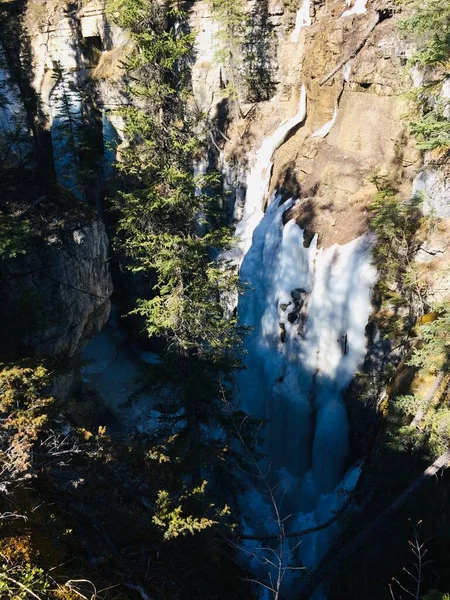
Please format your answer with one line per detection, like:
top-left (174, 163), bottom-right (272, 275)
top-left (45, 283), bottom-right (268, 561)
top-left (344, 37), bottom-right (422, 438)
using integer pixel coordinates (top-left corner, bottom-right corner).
top-left (409, 303), bottom-right (450, 373)
top-left (242, 1), bottom-right (276, 102)
top-left (368, 178), bottom-right (426, 336)
top-left (399, 0), bottom-right (450, 152)
top-left (209, 0), bottom-right (276, 107)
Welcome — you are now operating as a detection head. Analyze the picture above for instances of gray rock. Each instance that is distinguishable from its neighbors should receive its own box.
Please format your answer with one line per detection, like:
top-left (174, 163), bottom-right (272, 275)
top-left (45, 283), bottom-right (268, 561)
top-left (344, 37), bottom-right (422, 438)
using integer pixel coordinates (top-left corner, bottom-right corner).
top-left (412, 168), bottom-right (450, 218)
top-left (0, 217), bottom-right (113, 359)
top-left (287, 309), bottom-right (299, 324)
top-left (415, 241), bottom-right (446, 264)
top-left (292, 288), bottom-right (307, 300)
top-left (297, 313), bottom-right (307, 337)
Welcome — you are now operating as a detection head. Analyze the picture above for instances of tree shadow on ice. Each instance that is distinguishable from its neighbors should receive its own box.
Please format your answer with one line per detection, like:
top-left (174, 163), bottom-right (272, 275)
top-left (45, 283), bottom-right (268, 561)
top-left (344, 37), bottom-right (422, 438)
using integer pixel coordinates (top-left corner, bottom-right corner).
top-left (301, 238), bottom-right (369, 495)
top-left (242, 0), bottom-right (277, 102)
top-left (238, 199), bottom-right (375, 528)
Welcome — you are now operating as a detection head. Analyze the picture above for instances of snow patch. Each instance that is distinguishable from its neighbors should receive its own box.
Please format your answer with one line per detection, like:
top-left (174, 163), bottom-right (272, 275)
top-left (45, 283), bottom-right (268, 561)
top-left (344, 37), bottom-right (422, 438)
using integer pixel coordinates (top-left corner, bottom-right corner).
top-left (73, 230), bottom-right (85, 244)
top-left (410, 65), bottom-right (424, 88)
top-left (311, 107), bottom-right (338, 138)
top-left (341, 0), bottom-right (367, 17)
top-left (81, 308), bottom-right (165, 434)
top-left (291, 0), bottom-right (312, 43)
top-left (343, 61), bottom-right (352, 82)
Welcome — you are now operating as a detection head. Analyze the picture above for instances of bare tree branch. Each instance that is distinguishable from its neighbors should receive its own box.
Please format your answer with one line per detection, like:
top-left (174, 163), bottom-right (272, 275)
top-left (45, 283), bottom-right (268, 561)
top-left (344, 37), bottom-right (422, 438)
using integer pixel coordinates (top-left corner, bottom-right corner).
top-left (235, 495), bottom-right (352, 541)
top-left (320, 12), bottom-right (381, 86)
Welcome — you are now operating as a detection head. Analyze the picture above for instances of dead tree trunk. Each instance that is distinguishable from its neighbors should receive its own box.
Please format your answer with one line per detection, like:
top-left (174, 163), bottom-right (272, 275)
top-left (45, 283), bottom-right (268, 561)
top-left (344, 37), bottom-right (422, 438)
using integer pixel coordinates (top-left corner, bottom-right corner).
top-left (320, 11), bottom-right (381, 86)
top-left (295, 450), bottom-right (450, 599)
top-left (411, 371), bottom-right (445, 428)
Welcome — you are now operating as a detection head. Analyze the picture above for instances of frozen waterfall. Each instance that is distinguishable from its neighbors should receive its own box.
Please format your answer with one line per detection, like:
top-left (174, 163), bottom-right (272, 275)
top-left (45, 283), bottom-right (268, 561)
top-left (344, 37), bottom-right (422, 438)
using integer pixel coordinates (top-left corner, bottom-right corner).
top-left (291, 0), bottom-right (312, 43)
top-left (235, 159), bottom-right (376, 577)
top-left (233, 85), bottom-right (307, 264)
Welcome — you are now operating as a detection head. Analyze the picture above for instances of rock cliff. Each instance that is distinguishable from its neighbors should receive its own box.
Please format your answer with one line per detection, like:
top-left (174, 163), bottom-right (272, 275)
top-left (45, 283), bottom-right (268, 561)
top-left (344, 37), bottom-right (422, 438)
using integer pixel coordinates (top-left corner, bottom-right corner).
top-left (197, 0), bottom-right (421, 244)
top-left (0, 0), bottom-right (118, 377)
top-left (0, 192), bottom-right (112, 362)
top-left (190, 0), bottom-right (450, 306)
top-left (0, 1), bottom-right (449, 597)
top-left (18, 0), bottom-right (447, 261)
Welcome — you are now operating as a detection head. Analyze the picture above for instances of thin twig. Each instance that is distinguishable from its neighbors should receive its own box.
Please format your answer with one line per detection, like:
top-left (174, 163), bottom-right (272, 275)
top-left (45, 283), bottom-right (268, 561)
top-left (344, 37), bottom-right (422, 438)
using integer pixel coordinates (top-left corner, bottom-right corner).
top-left (236, 496), bottom-right (352, 541)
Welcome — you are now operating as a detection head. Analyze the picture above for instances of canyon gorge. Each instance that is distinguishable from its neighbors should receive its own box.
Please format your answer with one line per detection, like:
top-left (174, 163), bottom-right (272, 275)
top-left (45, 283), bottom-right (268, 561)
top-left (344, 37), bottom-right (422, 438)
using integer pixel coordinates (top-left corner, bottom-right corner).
top-left (1, 0), bottom-right (450, 598)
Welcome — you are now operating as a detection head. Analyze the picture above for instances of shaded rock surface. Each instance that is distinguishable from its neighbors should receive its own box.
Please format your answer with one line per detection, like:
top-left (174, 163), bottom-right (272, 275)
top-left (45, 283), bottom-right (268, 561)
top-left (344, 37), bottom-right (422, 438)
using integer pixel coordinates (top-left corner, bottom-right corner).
top-left (0, 196), bottom-right (112, 360)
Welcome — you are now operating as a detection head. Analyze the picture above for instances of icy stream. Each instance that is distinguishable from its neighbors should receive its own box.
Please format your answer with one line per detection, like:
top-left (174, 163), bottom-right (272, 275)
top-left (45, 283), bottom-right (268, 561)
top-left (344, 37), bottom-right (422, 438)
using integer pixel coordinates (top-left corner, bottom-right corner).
top-left (81, 307), bottom-right (164, 434)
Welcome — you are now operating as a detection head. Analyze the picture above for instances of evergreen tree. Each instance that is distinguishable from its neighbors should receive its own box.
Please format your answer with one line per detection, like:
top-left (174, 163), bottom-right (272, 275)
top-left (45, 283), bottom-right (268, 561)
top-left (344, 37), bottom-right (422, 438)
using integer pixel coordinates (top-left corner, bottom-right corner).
top-left (409, 302), bottom-right (450, 373)
top-left (399, 0), bottom-right (450, 151)
top-left (209, 0), bottom-right (276, 106)
top-left (0, 211), bottom-right (29, 260)
top-left (242, 1), bottom-right (276, 102)
top-left (368, 178), bottom-right (425, 336)
top-left (109, 0), bottom-right (247, 510)
top-left (209, 0), bottom-right (247, 114)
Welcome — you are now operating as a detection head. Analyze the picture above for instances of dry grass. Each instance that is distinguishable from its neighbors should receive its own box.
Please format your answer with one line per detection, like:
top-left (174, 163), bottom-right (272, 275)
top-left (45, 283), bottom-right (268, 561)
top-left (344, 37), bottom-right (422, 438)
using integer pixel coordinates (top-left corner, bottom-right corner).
top-left (91, 44), bottom-right (130, 80)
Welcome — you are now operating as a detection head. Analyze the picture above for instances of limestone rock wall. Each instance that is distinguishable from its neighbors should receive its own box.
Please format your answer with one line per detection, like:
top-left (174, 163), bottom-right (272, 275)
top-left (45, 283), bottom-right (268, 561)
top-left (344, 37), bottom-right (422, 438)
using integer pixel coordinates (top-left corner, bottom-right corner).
top-left (15, 0), bottom-right (450, 255)
top-left (21, 0), bottom-right (129, 194)
top-left (196, 0), bottom-right (423, 247)
top-left (4, 0), bottom-right (447, 377)
top-left (0, 1), bottom-right (121, 367)
top-left (0, 199), bottom-right (112, 360)
top-left (26, 0), bottom-right (128, 115)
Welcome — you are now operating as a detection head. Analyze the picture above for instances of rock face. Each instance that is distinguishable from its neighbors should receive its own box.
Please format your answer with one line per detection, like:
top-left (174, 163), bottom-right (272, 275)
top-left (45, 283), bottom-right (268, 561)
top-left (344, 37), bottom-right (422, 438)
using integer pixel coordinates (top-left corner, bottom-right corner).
top-left (413, 166), bottom-right (450, 218)
top-left (22, 0), bottom-right (129, 195)
top-left (4, 0), bottom-right (447, 384)
top-left (187, 0), bottom-right (450, 298)
top-left (0, 200), bottom-right (112, 360)
top-left (26, 0), bottom-right (128, 111)
top-left (189, 0), bottom-right (222, 117)
top-left (0, 1), bottom-right (116, 399)
top-left (195, 0), bottom-right (424, 247)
